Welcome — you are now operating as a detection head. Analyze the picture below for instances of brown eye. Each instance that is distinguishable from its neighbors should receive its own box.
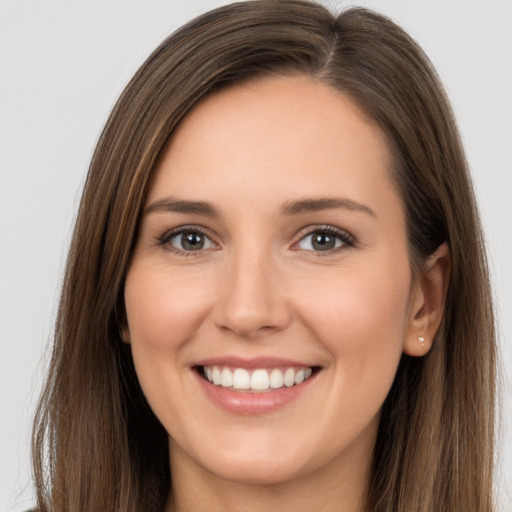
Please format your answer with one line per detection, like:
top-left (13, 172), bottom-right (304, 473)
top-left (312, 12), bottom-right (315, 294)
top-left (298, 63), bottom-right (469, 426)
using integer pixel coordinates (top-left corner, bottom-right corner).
top-left (297, 228), bottom-right (352, 252)
top-left (311, 233), bottom-right (336, 250)
top-left (169, 230), bottom-right (214, 252)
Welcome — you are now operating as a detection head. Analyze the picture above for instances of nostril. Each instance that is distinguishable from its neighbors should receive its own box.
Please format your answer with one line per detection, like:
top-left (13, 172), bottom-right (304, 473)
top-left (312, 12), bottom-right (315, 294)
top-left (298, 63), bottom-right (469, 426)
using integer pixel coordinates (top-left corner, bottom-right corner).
top-left (219, 324), bottom-right (282, 340)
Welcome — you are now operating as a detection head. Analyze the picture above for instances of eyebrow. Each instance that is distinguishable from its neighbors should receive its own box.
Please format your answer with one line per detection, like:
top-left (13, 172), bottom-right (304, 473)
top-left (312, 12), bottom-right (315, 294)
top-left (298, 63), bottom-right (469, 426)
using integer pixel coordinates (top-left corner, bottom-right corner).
top-left (145, 197), bottom-right (219, 217)
top-left (281, 197), bottom-right (376, 217)
top-left (145, 196), bottom-right (376, 218)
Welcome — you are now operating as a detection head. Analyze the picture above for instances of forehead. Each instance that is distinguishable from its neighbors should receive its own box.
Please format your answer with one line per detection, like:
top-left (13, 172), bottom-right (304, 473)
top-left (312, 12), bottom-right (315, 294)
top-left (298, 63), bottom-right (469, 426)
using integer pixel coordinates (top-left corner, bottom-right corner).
top-left (148, 74), bottom-right (398, 215)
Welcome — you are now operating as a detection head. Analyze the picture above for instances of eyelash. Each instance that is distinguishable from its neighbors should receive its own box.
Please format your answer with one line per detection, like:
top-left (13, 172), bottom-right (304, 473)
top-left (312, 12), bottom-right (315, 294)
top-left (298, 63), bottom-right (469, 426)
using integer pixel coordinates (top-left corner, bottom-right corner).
top-left (157, 226), bottom-right (216, 257)
top-left (156, 224), bottom-right (355, 256)
top-left (292, 225), bottom-right (355, 255)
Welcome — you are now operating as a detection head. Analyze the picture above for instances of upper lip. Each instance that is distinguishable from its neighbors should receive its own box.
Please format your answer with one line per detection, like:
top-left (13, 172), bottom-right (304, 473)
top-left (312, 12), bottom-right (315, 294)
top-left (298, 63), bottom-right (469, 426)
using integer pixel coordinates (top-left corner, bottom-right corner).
top-left (192, 356), bottom-right (317, 369)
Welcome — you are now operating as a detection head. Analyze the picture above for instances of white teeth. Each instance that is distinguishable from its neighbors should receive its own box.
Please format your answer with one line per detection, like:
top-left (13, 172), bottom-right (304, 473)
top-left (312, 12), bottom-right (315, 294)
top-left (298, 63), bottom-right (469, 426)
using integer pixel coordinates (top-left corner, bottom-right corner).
top-left (233, 368), bottom-right (250, 390)
top-left (269, 368), bottom-right (284, 389)
top-left (251, 369), bottom-right (269, 390)
top-left (220, 367), bottom-right (233, 387)
top-left (203, 365), bottom-right (314, 391)
top-left (283, 368), bottom-right (295, 387)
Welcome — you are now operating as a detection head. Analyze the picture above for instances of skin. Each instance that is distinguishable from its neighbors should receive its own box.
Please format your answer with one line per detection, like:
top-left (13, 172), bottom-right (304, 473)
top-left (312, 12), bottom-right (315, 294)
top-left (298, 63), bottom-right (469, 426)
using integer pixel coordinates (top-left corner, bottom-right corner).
top-left (122, 75), bottom-right (449, 512)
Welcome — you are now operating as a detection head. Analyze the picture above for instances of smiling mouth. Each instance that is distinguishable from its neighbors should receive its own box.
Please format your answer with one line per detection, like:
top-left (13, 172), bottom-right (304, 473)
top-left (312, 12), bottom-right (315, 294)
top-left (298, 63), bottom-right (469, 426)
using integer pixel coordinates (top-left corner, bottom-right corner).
top-left (196, 365), bottom-right (318, 392)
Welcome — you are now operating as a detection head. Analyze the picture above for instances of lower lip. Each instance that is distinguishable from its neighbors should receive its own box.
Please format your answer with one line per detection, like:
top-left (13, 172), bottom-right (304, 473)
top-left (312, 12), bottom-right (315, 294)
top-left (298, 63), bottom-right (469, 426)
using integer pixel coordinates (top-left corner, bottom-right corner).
top-left (194, 370), bottom-right (317, 415)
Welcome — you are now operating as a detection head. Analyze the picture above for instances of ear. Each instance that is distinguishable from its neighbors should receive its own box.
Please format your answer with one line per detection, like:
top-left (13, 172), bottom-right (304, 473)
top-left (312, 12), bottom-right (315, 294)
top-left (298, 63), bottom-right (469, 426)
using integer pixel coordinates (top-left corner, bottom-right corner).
top-left (403, 242), bottom-right (451, 357)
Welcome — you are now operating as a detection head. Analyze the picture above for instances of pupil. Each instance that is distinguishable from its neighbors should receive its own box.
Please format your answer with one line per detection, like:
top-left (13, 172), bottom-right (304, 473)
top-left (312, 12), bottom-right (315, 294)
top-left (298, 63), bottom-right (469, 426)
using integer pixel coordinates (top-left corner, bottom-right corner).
top-left (183, 233), bottom-right (204, 250)
top-left (312, 233), bottom-right (335, 251)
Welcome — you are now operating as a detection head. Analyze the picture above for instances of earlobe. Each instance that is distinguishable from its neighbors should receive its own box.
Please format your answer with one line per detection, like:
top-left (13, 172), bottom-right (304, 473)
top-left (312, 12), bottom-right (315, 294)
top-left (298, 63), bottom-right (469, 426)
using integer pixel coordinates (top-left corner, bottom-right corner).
top-left (403, 242), bottom-right (451, 357)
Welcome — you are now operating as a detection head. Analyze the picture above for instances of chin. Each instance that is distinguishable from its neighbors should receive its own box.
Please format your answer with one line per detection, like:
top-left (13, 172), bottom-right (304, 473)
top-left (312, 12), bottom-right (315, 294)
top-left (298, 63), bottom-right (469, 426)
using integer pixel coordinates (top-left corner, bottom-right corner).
top-left (201, 451), bottom-right (314, 486)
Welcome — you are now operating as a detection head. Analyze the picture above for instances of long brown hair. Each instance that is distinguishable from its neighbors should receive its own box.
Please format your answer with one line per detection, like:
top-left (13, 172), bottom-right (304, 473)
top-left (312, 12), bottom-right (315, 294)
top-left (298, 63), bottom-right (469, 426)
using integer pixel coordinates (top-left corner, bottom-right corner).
top-left (32, 1), bottom-right (496, 510)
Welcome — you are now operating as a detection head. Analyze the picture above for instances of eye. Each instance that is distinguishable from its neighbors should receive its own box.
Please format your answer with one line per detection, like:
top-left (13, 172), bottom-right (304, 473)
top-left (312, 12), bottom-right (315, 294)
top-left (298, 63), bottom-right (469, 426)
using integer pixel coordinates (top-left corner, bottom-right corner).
top-left (296, 227), bottom-right (353, 252)
top-left (161, 228), bottom-right (216, 253)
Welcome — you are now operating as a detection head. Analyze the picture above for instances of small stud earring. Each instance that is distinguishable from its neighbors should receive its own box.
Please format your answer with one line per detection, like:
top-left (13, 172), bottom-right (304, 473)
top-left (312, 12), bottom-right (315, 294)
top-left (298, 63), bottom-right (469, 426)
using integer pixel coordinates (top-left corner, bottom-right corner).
top-left (418, 336), bottom-right (425, 346)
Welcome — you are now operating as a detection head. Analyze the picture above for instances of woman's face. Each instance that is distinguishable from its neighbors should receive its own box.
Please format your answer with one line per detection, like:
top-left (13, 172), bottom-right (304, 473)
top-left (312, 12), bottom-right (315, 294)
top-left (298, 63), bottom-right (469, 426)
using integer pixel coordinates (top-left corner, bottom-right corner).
top-left (123, 75), bottom-right (422, 486)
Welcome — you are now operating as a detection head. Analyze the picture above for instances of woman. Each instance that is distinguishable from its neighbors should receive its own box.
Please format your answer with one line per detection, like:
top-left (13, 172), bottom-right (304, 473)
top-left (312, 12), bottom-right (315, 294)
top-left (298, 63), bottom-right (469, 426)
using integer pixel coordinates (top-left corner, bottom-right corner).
top-left (31, 1), bottom-right (497, 511)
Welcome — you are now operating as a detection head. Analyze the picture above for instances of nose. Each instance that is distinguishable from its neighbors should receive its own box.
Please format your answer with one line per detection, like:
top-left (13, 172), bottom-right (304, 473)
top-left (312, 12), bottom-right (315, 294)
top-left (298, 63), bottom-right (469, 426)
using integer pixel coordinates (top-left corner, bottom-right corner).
top-left (213, 251), bottom-right (291, 339)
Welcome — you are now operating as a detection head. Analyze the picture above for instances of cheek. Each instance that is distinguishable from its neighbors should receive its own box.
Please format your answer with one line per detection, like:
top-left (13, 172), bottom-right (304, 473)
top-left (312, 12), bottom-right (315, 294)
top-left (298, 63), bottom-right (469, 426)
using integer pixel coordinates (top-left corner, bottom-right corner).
top-left (300, 265), bottom-right (410, 340)
top-left (124, 263), bottom-right (214, 353)
top-left (294, 262), bottom-right (411, 389)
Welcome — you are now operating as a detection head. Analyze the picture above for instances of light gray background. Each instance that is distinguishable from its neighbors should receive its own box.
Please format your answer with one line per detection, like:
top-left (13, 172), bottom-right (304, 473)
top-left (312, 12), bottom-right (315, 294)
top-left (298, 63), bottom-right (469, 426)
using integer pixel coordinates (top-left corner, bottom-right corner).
top-left (1, 1), bottom-right (511, 510)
